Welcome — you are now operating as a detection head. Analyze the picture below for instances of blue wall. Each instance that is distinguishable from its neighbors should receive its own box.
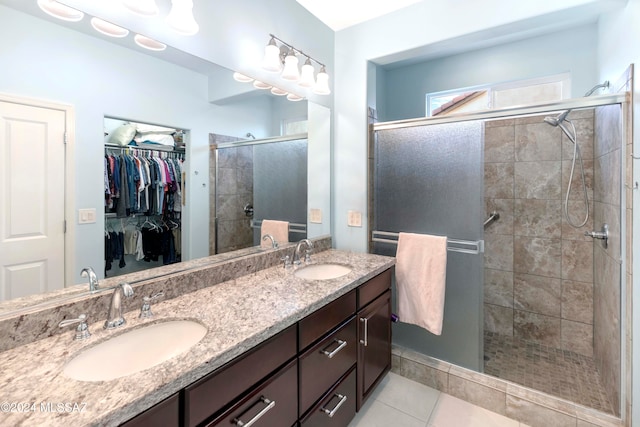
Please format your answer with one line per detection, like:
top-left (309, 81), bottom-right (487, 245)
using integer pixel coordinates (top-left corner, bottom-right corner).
top-left (380, 23), bottom-right (598, 121)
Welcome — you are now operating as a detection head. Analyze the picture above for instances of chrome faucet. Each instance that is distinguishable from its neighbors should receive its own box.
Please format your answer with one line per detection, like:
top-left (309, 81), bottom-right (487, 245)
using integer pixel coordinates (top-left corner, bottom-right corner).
top-left (292, 239), bottom-right (314, 265)
top-left (262, 234), bottom-right (278, 248)
top-left (104, 282), bottom-right (134, 330)
top-left (80, 267), bottom-right (99, 292)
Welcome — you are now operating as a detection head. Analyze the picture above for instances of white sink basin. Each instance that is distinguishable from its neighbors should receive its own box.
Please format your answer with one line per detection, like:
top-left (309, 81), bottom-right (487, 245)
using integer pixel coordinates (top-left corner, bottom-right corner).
top-left (63, 320), bottom-right (207, 381)
top-left (294, 263), bottom-right (352, 280)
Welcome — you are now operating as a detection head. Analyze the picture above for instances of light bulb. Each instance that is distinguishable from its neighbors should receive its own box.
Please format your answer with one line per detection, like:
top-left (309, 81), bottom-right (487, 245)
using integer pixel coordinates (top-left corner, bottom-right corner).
top-left (37, 0), bottom-right (84, 22)
top-left (281, 49), bottom-right (300, 81)
top-left (122, 0), bottom-right (159, 16)
top-left (271, 87), bottom-right (288, 96)
top-left (313, 66), bottom-right (331, 95)
top-left (166, 0), bottom-right (199, 36)
top-left (134, 34), bottom-right (166, 51)
top-left (91, 18), bottom-right (129, 38)
top-left (253, 81), bottom-right (272, 90)
top-left (286, 93), bottom-right (304, 102)
top-left (299, 58), bottom-right (315, 88)
top-left (233, 72), bottom-right (254, 83)
top-left (261, 37), bottom-right (282, 72)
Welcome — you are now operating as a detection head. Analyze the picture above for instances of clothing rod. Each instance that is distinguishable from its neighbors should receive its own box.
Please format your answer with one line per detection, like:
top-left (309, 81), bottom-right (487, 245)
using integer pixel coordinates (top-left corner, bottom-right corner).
top-left (371, 230), bottom-right (484, 254)
top-left (215, 133), bottom-right (308, 149)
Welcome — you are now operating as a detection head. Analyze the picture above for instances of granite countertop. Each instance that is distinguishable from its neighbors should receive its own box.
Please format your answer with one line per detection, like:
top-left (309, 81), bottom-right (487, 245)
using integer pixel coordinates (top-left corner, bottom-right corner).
top-left (0, 249), bottom-right (394, 427)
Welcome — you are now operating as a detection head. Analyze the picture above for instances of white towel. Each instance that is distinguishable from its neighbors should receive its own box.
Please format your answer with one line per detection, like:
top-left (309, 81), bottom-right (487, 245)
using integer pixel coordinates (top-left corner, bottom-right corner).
top-left (396, 232), bottom-right (447, 335)
top-left (260, 220), bottom-right (289, 248)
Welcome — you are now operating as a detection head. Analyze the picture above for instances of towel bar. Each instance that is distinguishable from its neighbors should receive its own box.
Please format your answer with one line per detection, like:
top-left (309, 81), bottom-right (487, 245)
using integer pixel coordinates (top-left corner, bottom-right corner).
top-left (251, 219), bottom-right (307, 234)
top-left (371, 230), bottom-right (484, 255)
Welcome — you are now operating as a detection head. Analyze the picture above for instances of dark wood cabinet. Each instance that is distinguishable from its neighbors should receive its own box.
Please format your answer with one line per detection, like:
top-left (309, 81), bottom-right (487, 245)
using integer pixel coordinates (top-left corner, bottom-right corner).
top-left (356, 273), bottom-right (392, 411)
top-left (120, 268), bottom-right (392, 427)
top-left (205, 359), bottom-right (298, 427)
top-left (120, 392), bottom-right (180, 427)
top-left (300, 367), bottom-right (357, 427)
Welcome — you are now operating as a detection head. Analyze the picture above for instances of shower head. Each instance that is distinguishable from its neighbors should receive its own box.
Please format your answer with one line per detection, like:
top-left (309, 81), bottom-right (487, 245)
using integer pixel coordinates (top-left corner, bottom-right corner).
top-left (543, 109), bottom-right (570, 127)
top-left (246, 132), bottom-right (256, 139)
top-left (584, 80), bottom-right (610, 97)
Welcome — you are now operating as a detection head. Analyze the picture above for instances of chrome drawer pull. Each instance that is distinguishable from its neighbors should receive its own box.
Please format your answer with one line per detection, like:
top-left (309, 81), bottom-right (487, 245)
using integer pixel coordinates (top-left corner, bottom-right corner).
top-left (321, 393), bottom-right (347, 418)
top-left (321, 339), bottom-right (347, 358)
top-left (360, 317), bottom-right (368, 347)
top-left (233, 396), bottom-right (275, 427)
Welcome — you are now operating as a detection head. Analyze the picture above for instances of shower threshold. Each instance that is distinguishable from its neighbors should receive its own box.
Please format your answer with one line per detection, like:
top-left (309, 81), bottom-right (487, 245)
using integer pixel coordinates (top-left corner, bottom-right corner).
top-left (484, 331), bottom-right (616, 415)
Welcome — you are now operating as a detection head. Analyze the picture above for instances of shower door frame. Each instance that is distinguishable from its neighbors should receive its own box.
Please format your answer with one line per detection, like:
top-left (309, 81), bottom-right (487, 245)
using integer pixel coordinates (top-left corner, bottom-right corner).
top-left (369, 92), bottom-right (630, 419)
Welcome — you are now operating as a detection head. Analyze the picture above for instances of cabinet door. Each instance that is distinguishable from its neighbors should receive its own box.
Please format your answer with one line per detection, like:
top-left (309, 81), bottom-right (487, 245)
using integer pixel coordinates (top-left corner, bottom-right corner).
top-left (357, 290), bottom-right (391, 410)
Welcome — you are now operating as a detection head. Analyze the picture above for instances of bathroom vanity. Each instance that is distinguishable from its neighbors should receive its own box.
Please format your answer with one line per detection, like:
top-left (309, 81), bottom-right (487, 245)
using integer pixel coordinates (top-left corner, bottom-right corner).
top-left (0, 246), bottom-right (394, 427)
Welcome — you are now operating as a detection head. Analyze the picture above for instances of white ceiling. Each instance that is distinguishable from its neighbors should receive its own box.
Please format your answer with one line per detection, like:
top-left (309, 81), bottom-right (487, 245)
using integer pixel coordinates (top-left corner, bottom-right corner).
top-left (296, 0), bottom-right (423, 31)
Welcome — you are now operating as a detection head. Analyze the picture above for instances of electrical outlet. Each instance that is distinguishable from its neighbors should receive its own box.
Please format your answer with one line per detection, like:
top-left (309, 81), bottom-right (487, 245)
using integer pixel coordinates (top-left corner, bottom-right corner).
top-left (78, 208), bottom-right (96, 224)
top-left (310, 208), bottom-right (322, 224)
top-left (347, 210), bottom-right (362, 227)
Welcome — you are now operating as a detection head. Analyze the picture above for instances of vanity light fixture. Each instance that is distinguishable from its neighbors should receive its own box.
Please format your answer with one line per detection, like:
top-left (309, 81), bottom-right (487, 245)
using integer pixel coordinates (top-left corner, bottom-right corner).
top-left (37, 0), bottom-right (84, 22)
top-left (122, 0), bottom-right (159, 16)
top-left (281, 48), bottom-right (301, 81)
top-left (232, 72), bottom-right (305, 102)
top-left (91, 17), bottom-right (130, 38)
top-left (165, 0), bottom-right (199, 36)
top-left (260, 34), bottom-right (330, 95)
top-left (134, 34), bottom-right (167, 51)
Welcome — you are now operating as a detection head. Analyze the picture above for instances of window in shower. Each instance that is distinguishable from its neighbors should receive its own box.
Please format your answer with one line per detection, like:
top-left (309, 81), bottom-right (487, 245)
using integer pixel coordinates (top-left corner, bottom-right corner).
top-left (426, 72), bottom-right (571, 117)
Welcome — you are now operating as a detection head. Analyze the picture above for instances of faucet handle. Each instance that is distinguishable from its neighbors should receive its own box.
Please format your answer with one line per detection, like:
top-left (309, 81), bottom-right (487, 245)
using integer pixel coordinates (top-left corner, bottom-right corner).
top-left (304, 249), bottom-right (312, 264)
top-left (139, 292), bottom-right (165, 318)
top-left (59, 314), bottom-right (91, 341)
top-left (281, 255), bottom-right (292, 269)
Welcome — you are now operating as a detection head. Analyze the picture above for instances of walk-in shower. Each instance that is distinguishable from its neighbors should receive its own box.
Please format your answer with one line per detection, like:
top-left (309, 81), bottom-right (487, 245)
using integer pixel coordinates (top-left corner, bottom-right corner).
top-left (370, 91), bottom-right (627, 418)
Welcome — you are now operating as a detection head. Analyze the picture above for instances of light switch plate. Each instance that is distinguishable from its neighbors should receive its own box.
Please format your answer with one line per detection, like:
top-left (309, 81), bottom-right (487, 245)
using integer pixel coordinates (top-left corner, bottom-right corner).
top-left (78, 208), bottom-right (96, 224)
top-left (347, 210), bottom-right (362, 227)
top-left (309, 208), bottom-right (322, 224)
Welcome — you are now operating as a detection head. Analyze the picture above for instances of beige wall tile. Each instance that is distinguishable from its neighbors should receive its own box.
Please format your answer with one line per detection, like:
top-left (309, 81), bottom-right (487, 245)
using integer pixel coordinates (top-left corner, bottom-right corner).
top-left (514, 161), bottom-right (562, 200)
top-left (486, 125), bottom-right (515, 163)
top-left (515, 122), bottom-right (562, 162)
top-left (562, 239), bottom-right (594, 282)
top-left (399, 357), bottom-right (449, 393)
top-left (513, 273), bottom-right (561, 317)
top-left (561, 280), bottom-right (593, 324)
top-left (448, 374), bottom-right (507, 415)
top-left (486, 162), bottom-right (515, 199)
top-left (485, 198), bottom-right (514, 235)
top-left (513, 310), bottom-right (561, 347)
top-left (486, 234), bottom-right (514, 271)
top-left (514, 236), bottom-right (562, 278)
top-left (514, 199), bottom-right (562, 238)
top-left (506, 395), bottom-right (577, 427)
top-left (485, 304), bottom-right (514, 336)
top-left (561, 319), bottom-right (593, 356)
top-left (485, 268), bottom-right (514, 307)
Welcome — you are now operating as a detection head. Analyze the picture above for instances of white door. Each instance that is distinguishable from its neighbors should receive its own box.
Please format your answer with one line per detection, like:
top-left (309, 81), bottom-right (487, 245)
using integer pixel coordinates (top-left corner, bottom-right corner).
top-left (0, 100), bottom-right (66, 301)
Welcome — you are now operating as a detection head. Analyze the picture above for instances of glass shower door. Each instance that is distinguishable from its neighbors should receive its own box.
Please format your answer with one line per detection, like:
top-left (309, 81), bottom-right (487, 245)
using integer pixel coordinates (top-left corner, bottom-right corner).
top-left (373, 120), bottom-right (485, 371)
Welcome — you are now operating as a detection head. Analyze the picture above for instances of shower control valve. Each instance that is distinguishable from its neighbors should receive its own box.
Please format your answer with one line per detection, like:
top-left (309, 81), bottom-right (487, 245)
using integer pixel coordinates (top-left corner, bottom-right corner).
top-left (584, 223), bottom-right (608, 249)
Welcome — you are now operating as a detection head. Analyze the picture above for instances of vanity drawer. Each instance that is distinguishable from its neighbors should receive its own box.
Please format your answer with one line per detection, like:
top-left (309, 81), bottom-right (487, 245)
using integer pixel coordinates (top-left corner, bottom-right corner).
top-left (205, 359), bottom-right (298, 427)
top-left (300, 366), bottom-right (356, 427)
top-left (299, 316), bottom-right (357, 415)
top-left (357, 268), bottom-right (392, 310)
top-left (185, 324), bottom-right (297, 427)
top-left (299, 290), bottom-right (356, 351)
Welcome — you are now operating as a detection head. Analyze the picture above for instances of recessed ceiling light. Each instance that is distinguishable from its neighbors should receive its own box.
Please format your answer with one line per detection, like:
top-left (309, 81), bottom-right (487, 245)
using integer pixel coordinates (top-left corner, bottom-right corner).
top-left (253, 81), bottom-right (272, 90)
top-left (91, 18), bottom-right (129, 38)
top-left (37, 0), bottom-right (84, 22)
top-left (233, 72), bottom-right (254, 83)
top-left (134, 34), bottom-right (167, 51)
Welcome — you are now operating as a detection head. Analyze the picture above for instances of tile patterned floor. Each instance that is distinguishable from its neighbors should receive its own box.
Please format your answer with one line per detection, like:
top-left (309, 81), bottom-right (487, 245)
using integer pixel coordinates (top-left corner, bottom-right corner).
top-left (483, 331), bottom-right (615, 415)
top-left (349, 372), bottom-right (529, 427)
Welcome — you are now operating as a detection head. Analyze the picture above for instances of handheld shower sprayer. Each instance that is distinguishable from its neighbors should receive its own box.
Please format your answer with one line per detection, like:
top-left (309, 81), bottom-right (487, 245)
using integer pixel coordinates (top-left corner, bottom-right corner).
top-left (541, 80), bottom-right (609, 229)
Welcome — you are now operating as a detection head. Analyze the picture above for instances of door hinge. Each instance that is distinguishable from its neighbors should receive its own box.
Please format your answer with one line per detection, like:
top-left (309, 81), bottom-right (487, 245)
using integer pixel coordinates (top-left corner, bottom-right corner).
top-left (63, 132), bottom-right (68, 144)
top-left (63, 220), bottom-right (67, 233)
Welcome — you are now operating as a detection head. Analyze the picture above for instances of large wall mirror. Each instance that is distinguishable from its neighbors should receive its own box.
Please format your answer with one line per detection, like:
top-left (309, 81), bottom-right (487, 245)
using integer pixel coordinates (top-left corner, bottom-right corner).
top-left (0, 0), bottom-right (331, 312)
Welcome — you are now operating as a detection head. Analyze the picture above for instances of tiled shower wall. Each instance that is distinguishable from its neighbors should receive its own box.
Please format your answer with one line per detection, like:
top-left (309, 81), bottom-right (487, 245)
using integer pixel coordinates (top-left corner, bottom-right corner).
top-left (593, 104), bottom-right (623, 414)
top-left (209, 134), bottom-right (254, 254)
top-left (483, 111), bottom-right (596, 355)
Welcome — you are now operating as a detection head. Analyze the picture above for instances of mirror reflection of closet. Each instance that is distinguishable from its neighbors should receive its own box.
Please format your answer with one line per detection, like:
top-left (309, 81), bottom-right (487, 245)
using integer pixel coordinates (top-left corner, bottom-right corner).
top-left (104, 117), bottom-right (187, 278)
